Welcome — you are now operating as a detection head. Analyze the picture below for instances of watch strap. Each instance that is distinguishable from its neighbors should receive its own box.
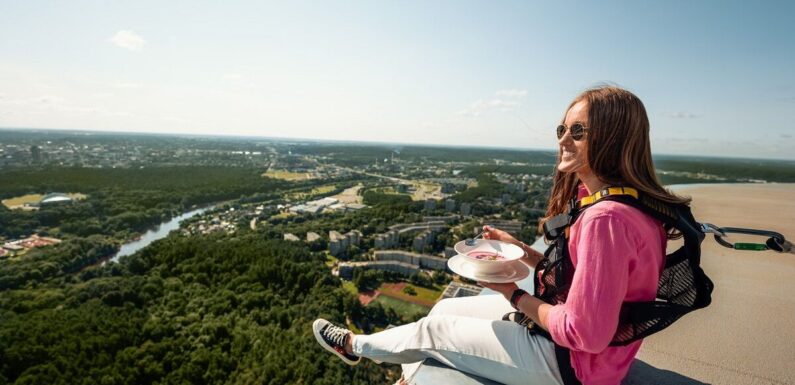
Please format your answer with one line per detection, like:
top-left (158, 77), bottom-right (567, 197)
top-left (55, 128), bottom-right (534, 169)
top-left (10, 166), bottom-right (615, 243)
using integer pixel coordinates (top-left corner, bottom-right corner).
top-left (510, 289), bottom-right (528, 310)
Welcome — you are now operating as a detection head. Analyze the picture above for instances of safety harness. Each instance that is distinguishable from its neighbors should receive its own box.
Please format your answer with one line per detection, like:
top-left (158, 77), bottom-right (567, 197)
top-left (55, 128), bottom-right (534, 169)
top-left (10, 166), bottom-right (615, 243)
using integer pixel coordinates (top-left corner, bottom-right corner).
top-left (509, 187), bottom-right (715, 385)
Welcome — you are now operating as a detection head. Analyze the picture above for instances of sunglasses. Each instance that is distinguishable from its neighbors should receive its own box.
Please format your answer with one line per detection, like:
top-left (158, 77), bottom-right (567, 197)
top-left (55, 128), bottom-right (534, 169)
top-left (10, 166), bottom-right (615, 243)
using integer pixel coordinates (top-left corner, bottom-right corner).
top-left (556, 123), bottom-right (589, 141)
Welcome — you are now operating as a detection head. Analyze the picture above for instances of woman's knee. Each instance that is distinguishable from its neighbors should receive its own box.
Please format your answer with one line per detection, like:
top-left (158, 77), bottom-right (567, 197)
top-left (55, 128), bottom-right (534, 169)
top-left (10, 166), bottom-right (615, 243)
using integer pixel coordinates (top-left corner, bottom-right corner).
top-left (429, 295), bottom-right (508, 319)
top-left (428, 296), bottom-right (484, 316)
top-left (428, 298), bottom-right (456, 316)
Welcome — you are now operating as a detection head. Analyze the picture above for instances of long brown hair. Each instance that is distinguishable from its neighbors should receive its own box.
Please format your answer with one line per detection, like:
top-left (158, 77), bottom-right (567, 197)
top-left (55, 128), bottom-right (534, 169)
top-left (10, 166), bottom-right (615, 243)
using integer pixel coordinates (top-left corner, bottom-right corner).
top-left (541, 85), bottom-right (690, 238)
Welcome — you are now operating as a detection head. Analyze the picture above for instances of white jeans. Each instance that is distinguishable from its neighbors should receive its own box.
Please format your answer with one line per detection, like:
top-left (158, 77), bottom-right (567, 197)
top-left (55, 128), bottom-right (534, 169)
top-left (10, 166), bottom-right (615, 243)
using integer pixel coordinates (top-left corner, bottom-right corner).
top-left (352, 294), bottom-right (565, 385)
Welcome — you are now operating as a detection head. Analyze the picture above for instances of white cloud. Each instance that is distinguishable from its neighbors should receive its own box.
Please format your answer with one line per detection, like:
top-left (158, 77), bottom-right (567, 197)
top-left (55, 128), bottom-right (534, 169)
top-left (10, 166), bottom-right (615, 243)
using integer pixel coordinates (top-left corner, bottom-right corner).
top-left (108, 30), bottom-right (146, 52)
top-left (458, 99), bottom-right (520, 116)
top-left (457, 89), bottom-right (527, 117)
top-left (495, 89), bottom-right (528, 98)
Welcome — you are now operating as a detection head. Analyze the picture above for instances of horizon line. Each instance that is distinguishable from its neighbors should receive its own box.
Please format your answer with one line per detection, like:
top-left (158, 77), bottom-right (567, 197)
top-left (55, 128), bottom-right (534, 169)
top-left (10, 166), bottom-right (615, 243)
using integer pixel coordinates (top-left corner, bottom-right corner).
top-left (1, 126), bottom-right (793, 163)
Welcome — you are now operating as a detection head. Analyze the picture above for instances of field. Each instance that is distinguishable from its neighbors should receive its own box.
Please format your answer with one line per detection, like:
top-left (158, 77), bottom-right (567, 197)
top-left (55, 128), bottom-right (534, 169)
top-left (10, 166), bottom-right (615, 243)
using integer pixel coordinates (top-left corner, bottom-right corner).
top-left (330, 184), bottom-right (363, 204)
top-left (373, 295), bottom-right (430, 320)
top-left (379, 282), bottom-right (442, 307)
top-left (410, 181), bottom-right (443, 201)
top-left (1, 194), bottom-right (43, 208)
top-left (262, 169), bottom-right (312, 181)
top-left (289, 184), bottom-right (337, 199)
top-left (270, 211), bottom-right (295, 220)
top-left (344, 280), bottom-right (440, 315)
top-left (2, 193), bottom-right (87, 209)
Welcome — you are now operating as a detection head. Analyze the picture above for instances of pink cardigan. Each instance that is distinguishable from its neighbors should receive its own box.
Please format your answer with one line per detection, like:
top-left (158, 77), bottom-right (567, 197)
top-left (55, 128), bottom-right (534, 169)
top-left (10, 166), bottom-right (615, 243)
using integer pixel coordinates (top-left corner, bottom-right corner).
top-left (545, 197), bottom-right (666, 385)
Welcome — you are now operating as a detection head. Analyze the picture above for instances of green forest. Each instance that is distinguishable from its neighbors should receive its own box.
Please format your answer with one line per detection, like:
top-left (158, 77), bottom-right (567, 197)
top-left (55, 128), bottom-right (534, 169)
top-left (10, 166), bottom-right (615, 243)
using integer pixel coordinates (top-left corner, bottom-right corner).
top-left (0, 232), bottom-right (400, 385)
top-left (0, 164), bottom-right (412, 385)
top-left (0, 166), bottom-right (296, 239)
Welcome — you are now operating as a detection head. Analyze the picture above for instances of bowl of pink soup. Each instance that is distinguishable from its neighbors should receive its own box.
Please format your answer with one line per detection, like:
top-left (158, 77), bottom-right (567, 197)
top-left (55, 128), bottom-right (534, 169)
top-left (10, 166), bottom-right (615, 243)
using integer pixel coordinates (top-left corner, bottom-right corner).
top-left (453, 239), bottom-right (525, 274)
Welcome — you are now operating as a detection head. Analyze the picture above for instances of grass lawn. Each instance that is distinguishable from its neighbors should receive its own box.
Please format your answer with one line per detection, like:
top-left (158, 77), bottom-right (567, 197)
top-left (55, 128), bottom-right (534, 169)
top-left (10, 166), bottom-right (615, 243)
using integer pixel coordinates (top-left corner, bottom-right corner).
top-left (2, 194), bottom-right (43, 209)
top-left (379, 283), bottom-right (442, 306)
top-left (404, 283), bottom-right (443, 302)
top-left (410, 181), bottom-right (442, 201)
top-left (262, 170), bottom-right (311, 181)
top-left (330, 184), bottom-right (363, 204)
top-left (342, 281), bottom-right (358, 296)
top-left (325, 254), bottom-right (338, 268)
top-left (373, 295), bottom-right (430, 320)
top-left (309, 184), bottom-right (336, 195)
top-left (271, 211), bottom-right (295, 220)
top-left (289, 184), bottom-right (337, 199)
top-left (2, 193), bottom-right (87, 209)
top-left (371, 186), bottom-right (398, 194)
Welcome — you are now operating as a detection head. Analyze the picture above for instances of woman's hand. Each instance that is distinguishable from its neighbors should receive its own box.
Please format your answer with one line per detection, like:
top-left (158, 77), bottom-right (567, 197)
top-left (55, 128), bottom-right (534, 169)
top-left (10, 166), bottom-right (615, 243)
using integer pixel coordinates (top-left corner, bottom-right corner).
top-left (477, 281), bottom-right (518, 299)
top-left (482, 225), bottom-right (520, 246)
top-left (483, 225), bottom-right (542, 268)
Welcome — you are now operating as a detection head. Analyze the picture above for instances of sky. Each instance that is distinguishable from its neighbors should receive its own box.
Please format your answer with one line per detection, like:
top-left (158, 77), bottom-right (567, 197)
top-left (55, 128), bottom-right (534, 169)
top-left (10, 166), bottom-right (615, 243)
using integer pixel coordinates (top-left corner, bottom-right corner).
top-left (1, 1), bottom-right (794, 159)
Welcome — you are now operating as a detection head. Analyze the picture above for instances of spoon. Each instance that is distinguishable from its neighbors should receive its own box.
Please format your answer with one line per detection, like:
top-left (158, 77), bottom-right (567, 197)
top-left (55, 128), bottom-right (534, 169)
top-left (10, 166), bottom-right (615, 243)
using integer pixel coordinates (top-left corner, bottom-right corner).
top-left (465, 230), bottom-right (484, 246)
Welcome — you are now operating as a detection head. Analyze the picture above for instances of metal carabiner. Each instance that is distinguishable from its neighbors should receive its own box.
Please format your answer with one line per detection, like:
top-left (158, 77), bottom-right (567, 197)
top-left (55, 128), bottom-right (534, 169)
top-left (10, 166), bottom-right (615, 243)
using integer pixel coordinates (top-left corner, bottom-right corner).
top-left (700, 223), bottom-right (726, 238)
top-left (703, 224), bottom-right (793, 253)
top-left (766, 237), bottom-right (794, 254)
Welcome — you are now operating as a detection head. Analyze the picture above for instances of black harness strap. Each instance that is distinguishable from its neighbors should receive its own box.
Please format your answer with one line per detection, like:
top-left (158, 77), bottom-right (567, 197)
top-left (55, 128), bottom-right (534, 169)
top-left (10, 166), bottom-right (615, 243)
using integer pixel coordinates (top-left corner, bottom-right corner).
top-left (513, 187), bottom-right (714, 385)
top-left (555, 344), bottom-right (581, 385)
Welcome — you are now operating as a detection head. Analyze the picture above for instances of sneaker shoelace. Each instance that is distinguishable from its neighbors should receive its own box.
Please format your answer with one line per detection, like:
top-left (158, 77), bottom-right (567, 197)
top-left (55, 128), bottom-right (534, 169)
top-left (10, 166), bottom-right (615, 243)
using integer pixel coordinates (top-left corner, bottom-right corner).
top-left (323, 324), bottom-right (349, 348)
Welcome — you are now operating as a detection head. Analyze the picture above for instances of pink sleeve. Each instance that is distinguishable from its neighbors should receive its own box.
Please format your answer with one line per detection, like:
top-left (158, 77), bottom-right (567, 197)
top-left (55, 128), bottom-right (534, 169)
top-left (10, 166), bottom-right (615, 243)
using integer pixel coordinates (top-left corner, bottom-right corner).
top-left (546, 213), bottom-right (633, 353)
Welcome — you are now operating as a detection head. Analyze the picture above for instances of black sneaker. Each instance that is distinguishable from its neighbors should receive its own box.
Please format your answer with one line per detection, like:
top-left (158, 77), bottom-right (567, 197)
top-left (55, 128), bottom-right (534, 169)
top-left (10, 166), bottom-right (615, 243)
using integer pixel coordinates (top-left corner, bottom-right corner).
top-left (312, 319), bottom-right (361, 366)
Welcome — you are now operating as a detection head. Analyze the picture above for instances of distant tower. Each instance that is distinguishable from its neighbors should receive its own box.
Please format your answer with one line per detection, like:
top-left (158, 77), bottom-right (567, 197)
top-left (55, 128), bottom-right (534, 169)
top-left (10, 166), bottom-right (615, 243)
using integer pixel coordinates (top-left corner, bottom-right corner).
top-left (30, 145), bottom-right (42, 163)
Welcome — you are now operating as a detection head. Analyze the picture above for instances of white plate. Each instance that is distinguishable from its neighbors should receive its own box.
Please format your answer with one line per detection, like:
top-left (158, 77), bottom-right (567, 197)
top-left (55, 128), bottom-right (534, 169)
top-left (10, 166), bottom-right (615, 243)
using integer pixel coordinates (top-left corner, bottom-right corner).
top-left (447, 254), bottom-right (530, 283)
top-left (453, 239), bottom-right (525, 261)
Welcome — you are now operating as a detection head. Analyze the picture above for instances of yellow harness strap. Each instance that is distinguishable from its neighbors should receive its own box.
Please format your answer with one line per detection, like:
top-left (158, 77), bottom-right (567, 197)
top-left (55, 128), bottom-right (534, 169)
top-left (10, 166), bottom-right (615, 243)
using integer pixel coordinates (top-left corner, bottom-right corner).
top-left (556, 187), bottom-right (640, 239)
top-left (577, 186), bottom-right (639, 209)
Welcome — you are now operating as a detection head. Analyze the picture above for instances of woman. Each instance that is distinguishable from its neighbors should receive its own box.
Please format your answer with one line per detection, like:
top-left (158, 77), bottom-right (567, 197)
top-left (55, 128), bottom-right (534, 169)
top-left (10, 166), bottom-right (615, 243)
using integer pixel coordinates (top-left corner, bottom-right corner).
top-left (312, 86), bottom-right (690, 385)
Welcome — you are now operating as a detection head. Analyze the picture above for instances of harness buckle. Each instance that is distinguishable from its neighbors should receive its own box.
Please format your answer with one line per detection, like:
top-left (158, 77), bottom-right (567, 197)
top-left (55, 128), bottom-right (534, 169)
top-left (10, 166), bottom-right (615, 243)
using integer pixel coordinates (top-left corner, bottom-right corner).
top-left (567, 198), bottom-right (578, 214)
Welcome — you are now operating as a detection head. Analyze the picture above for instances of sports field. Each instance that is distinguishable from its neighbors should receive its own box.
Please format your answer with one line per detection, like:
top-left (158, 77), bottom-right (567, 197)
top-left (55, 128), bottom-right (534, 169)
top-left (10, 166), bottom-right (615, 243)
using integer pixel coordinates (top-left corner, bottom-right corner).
top-left (1, 194), bottom-right (43, 208)
top-left (373, 295), bottom-right (430, 321)
top-left (2, 193), bottom-right (87, 209)
top-left (379, 282), bottom-right (442, 307)
top-left (262, 169), bottom-right (312, 181)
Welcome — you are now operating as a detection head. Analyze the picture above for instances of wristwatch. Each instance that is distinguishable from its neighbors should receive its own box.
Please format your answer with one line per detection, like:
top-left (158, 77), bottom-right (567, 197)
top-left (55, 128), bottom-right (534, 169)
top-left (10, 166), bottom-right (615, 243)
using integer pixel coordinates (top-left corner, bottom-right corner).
top-left (510, 288), bottom-right (528, 310)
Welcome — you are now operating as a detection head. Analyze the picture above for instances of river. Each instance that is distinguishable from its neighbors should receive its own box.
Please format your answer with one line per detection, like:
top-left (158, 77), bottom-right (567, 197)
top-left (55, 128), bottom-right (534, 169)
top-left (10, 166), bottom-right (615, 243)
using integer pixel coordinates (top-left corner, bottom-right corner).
top-left (110, 206), bottom-right (213, 263)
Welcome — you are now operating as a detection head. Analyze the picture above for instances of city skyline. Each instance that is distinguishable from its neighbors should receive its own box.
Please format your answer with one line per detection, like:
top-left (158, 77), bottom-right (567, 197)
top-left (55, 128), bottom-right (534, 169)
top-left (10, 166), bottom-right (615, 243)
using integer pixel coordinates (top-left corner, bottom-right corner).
top-left (1, 1), bottom-right (793, 160)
